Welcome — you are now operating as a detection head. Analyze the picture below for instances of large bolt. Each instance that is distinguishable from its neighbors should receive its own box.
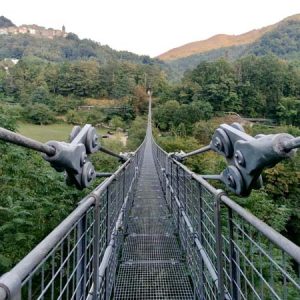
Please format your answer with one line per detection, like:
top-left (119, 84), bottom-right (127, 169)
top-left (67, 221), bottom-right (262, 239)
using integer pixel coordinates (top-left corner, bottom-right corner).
top-left (234, 150), bottom-right (245, 167)
top-left (92, 135), bottom-right (98, 147)
top-left (214, 137), bottom-right (222, 151)
top-left (88, 168), bottom-right (95, 181)
top-left (227, 174), bottom-right (236, 188)
top-left (80, 153), bottom-right (87, 166)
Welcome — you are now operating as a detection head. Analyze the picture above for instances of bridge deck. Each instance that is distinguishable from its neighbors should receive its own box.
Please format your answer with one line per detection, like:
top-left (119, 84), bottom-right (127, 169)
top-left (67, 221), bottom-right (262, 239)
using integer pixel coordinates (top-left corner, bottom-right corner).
top-left (114, 137), bottom-right (194, 299)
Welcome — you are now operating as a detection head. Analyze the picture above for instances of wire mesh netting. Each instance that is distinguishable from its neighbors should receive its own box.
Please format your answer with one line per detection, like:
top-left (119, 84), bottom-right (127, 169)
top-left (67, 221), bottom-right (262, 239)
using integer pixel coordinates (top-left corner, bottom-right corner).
top-left (122, 235), bottom-right (183, 261)
top-left (127, 217), bottom-right (175, 235)
top-left (114, 262), bottom-right (193, 300)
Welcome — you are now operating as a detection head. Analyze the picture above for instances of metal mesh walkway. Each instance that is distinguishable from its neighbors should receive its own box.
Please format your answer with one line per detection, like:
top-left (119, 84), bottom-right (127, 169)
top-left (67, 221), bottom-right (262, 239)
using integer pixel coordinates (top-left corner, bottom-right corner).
top-left (114, 137), bottom-right (194, 299)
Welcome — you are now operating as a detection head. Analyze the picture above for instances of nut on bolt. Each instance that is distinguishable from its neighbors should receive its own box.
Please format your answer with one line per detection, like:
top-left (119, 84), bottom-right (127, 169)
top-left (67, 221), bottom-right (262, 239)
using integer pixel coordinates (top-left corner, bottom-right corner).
top-left (88, 168), bottom-right (95, 181)
top-left (227, 174), bottom-right (236, 188)
top-left (214, 137), bottom-right (222, 151)
top-left (80, 152), bottom-right (87, 166)
top-left (234, 150), bottom-right (245, 167)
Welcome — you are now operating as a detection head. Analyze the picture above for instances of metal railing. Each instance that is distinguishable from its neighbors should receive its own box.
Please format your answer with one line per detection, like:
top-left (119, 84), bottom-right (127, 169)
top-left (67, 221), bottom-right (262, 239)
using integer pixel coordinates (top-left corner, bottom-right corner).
top-left (0, 139), bottom-right (145, 300)
top-left (152, 137), bottom-right (300, 300)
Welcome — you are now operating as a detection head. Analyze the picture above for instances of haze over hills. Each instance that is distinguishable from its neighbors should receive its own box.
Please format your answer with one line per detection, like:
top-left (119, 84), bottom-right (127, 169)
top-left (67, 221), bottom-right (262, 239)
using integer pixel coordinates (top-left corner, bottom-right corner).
top-left (158, 14), bottom-right (300, 61)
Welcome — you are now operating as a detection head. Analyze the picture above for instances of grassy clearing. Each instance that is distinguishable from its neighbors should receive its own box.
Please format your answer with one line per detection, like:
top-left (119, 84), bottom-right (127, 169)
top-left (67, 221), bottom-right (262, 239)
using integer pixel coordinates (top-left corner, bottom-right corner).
top-left (18, 123), bottom-right (74, 142)
top-left (18, 122), bottom-right (126, 144)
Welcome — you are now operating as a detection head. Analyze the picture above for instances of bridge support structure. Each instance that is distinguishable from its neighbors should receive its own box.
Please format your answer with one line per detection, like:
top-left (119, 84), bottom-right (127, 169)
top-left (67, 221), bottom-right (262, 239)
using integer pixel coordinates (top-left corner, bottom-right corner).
top-left (0, 97), bottom-right (299, 299)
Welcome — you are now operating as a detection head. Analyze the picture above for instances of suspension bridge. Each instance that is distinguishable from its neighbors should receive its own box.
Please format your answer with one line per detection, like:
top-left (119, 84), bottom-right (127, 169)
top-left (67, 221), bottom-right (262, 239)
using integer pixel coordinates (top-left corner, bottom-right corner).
top-left (0, 97), bottom-right (299, 299)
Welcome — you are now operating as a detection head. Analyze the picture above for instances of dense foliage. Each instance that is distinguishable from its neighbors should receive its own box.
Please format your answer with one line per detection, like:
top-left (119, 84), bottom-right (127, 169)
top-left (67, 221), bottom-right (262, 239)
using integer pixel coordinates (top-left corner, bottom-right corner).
top-left (250, 20), bottom-right (300, 59)
top-left (0, 109), bottom-right (83, 273)
top-left (0, 16), bottom-right (15, 28)
top-left (0, 57), bottom-right (168, 125)
top-left (155, 56), bottom-right (300, 126)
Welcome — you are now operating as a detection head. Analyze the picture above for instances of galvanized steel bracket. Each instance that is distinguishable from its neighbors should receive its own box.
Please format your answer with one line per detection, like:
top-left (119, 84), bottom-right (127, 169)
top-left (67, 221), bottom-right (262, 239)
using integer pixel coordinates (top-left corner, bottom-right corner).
top-left (210, 123), bottom-right (297, 196)
top-left (43, 124), bottom-right (99, 189)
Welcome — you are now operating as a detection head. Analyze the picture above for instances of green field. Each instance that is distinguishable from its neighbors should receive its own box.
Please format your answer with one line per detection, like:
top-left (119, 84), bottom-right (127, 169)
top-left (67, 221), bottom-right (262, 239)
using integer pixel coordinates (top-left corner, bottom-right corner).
top-left (18, 123), bottom-right (110, 143)
top-left (18, 123), bottom-right (75, 142)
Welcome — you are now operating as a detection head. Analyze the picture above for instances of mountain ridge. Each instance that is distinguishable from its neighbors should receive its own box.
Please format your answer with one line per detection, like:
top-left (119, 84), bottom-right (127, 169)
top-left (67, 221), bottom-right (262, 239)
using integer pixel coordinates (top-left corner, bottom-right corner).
top-left (158, 13), bottom-right (300, 61)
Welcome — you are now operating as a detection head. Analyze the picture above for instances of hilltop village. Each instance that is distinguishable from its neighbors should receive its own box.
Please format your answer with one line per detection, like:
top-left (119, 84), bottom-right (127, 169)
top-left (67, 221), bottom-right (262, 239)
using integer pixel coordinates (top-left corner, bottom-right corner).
top-left (0, 16), bottom-right (66, 39)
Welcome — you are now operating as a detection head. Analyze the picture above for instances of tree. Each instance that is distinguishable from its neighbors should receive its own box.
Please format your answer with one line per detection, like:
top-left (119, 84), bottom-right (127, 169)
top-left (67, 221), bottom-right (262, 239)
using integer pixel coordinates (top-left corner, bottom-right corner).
top-left (0, 16), bottom-right (16, 28)
top-left (30, 86), bottom-right (51, 104)
top-left (276, 97), bottom-right (300, 126)
top-left (24, 103), bottom-right (55, 125)
top-left (110, 116), bottom-right (125, 130)
top-left (153, 100), bottom-right (180, 131)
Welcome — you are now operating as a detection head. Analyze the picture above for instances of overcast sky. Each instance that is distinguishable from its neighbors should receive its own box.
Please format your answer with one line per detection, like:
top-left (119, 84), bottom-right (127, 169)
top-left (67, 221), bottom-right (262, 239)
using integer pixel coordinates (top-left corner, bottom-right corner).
top-left (2, 0), bottom-right (300, 57)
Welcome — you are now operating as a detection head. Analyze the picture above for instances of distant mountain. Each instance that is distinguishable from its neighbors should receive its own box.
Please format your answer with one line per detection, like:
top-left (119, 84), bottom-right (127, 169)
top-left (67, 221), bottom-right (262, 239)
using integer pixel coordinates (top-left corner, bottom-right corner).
top-left (158, 14), bottom-right (300, 61)
top-left (0, 17), bottom-right (163, 67)
top-left (163, 14), bottom-right (300, 79)
top-left (159, 27), bottom-right (273, 61)
top-left (0, 16), bottom-right (16, 28)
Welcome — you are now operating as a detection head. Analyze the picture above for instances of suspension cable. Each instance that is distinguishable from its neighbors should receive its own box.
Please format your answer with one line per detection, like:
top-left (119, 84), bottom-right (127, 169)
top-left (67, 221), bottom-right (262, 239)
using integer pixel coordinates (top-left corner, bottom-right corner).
top-left (0, 127), bottom-right (56, 156)
top-left (177, 145), bottom-right (211, 160)
top-left (99, 146), bottom-right (127, 161)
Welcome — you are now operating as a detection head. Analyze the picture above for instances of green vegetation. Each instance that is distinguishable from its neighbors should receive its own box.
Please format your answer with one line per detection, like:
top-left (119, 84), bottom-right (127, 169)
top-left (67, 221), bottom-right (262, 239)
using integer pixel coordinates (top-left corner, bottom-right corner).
top-left (156, 56), bottom-right (300, 124)
top-left (0, 110), bottom-right (83, 273)
top-left (0, 57), bottom-right (168, 119)
top-left (249, 20), bottom-right (300, 59)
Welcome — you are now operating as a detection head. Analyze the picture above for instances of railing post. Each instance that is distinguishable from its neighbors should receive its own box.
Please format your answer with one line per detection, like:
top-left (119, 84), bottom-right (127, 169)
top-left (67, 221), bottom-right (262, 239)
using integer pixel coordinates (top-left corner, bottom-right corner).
top-left (183, 170), bottom-right (187, 211)
top-left (92, 194), bottom-right (100, 300)
top-left (165, 155), bottom-right (170, 207)
top-left (198, 182), bottom-right (205, 296)
top-left (175, 164), bottom-right (180, 234)
top-left (105, 267), bottom-right (110, 300)
top-left (76, 214), bottom-right (87, 300)
top-left (214, 190), bottom-right (226, 300)
top-left (228, 207), bottom-right (240, 300)
top-left (104, 184), bottom-right (111, 300)
top-left (170, 161), bottom-right (175, 227)
top-left (122, 168), bottom-right (127, 225)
